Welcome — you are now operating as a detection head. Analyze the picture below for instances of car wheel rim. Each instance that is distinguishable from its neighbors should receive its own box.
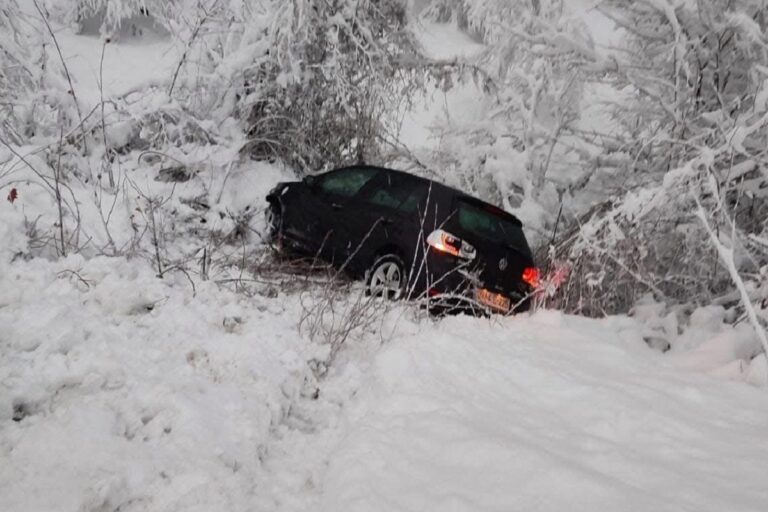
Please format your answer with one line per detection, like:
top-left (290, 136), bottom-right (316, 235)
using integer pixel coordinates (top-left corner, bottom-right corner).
top-left (370, 261), bottom-right (402, 300)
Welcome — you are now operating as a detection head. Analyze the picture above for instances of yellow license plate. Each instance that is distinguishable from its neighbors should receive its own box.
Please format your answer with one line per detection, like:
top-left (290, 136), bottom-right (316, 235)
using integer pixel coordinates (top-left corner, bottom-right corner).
top-left (476, 288), bottom-right (511, 312)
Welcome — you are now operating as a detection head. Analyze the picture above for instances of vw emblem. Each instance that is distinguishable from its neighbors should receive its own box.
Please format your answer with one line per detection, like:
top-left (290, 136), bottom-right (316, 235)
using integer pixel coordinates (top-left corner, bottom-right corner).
top-left (498, 258), bottom-right (508, 271)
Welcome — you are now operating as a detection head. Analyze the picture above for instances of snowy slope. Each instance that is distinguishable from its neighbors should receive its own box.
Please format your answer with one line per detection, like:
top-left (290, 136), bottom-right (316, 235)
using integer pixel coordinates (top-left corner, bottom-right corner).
top-left (4, 256), bottom-right (766, 512)
top-left (2, 5), bottom-right (768, 512)
top-left (319, 313), bottom-right (768, 511)
top-left (0, 255), bottom-right (327, 512)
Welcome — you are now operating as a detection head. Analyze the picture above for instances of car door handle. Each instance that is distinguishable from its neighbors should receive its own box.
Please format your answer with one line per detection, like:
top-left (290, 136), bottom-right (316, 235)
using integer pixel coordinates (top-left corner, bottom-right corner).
top-left (331, 202), bottom-right (343, 210)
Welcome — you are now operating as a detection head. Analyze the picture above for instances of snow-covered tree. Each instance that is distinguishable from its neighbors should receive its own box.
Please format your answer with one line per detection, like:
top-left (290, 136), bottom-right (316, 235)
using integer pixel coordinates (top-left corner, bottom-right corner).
top-left (597, 0), bottom-right (768, 175)
top-left (48, 0), bottom-right (176, 35)
top-left (232, 0), bottom-right (418, 171)
top-left (419, 0), bottom-right (597, 238)
top-left (0, 1), bottom-right (38, 144)
top-left (0, 1), bottom-right (79, 145)
top-left (553, 0), bottom-right (768, 321)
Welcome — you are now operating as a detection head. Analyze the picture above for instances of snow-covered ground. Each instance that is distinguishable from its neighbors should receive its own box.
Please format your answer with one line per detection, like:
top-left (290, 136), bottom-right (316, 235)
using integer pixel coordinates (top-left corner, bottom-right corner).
top-left (3, 258), bottom-right (767, 511)
top-left (2, 7), bottom-right (768, 512)
top-left (320, 313), bottom-right (768, 511)
top-left (0, 255), bottom-right (318, 512)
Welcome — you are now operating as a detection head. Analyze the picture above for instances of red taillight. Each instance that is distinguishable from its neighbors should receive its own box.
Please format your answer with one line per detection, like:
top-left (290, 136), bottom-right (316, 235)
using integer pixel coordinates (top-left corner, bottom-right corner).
top-left (522, 267), bottom-right (540, 288)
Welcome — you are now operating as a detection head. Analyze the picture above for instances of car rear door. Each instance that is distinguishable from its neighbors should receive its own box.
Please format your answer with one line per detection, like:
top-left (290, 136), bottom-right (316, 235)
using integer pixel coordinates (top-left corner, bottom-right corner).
top-left (333, 172), bottom-right (430, 272)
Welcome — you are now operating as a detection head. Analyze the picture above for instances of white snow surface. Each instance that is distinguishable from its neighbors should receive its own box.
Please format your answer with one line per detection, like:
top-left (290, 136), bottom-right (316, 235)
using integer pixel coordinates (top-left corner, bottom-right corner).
top-left (2, 254), bottom-right (767, 511)
top-left (320, 313), bottom-right (768, 512)
top-left (0, 255), bottom-right (322, 512)
top-left (413, 19), bottom-right (486, 60)
top-left (2, 7), bottom-right (768, 512)
top-left (398, 20), bottom-right (487, 152)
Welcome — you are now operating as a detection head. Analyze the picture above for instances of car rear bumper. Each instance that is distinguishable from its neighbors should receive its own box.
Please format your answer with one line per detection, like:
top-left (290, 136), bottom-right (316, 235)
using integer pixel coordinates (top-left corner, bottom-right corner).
top-left (416, 250), bottom-right (531, 315)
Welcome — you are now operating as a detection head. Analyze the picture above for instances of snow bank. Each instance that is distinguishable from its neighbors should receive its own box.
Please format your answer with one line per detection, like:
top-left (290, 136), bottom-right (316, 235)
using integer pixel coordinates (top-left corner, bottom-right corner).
top-left (3, 253), bottom-right (766, 512)
top-left (630, 298), bottom-right (766, 383)
top-left (320, 312), bottom-right (768, 512)
top-left (0, 255), bottom-right (319, 512)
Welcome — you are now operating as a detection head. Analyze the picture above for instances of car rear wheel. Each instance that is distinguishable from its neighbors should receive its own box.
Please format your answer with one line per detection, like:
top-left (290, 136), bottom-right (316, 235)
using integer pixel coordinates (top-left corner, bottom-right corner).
top-left (366, 254), bottom-right (406, 300)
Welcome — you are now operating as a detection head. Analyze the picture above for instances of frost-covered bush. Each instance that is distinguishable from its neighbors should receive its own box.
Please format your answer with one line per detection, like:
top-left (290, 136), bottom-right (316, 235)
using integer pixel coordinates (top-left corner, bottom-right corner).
top-left (0, 2), bottom-right (34, 144)
top-left (0, 1), bottom-right (67, 144)
top-left (549, 161), bottom-right (727, 314)
top-left (0, 1), bottom-right (97, 148)
top-left (40, 0), bottom-right (420, 173)
top-left (541, 0), bottom-right (768, 321)
top-left (419, 0), bottom-right (596, 238)
top-left (550, 154), bottom-right (768, 324)
top-left (596, 0), bottom-right (768, 176)
top-left (233, 0), bottom-right (418, 171)
top-left (47, 0), bottom-right (176, 35)
top-left (78, 0), bottom-right (420, 172)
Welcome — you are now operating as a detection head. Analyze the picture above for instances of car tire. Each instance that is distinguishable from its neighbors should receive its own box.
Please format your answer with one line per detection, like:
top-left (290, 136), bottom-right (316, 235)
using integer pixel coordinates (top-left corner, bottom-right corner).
top-left (366, 254), bottom-right (406, 300)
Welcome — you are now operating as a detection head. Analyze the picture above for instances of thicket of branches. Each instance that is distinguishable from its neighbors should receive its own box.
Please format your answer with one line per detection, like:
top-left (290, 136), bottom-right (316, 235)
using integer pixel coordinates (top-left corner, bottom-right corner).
top-left (0, 0), bottom-right (67, 145)
top-left (11, 0), bottom-right (421, 175)
top-left (420, 0), bottom-right (596, 234)
top-left (234, 0), bottom-right (420, 171)
top-left (1, 0), bottom-right (766, 346)
top-left (62, 0), bottom-right (420, 172)
top-left (418, 0), bottom-right (766, 345)
top-left (551, 0), bottom-right (768, 320)
top-left (0, 0), bottom-right (426, 262)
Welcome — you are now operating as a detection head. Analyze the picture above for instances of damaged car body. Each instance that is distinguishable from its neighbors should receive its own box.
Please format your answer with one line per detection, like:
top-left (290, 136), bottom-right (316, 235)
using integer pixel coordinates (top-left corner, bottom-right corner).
top-left (266, 165), bottom-right (538, 314)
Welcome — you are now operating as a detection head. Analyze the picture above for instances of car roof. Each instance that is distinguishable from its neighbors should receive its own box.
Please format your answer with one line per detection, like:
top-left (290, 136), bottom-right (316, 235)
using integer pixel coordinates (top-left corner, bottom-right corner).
top-left (329, 165), bottom-right (524, 227)
top-left (334, 164), bottom-right (438, 186)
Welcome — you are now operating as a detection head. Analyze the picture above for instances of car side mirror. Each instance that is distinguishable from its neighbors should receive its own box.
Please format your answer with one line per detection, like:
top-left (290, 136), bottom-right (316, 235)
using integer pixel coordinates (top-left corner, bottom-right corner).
top-left (303, 175), bottom-right (318, 188)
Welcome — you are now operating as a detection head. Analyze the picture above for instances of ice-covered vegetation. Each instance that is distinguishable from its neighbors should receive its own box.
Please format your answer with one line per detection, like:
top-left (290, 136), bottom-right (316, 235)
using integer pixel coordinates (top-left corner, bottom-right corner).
top-left (1, 0), bottom-right (768, 510)
top-left (3, 0), bottom-right (765, 317)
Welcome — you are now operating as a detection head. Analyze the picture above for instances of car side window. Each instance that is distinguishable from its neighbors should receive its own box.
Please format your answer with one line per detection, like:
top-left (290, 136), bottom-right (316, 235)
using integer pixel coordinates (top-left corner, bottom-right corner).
top-left (367, 188), bottom-right (403, 209)
top-left (397, 186), bottom-right (428, 213)
top-left (358, 173), bottom-right (428, 214)
top-left (317, 167), bottom-right (378, 198)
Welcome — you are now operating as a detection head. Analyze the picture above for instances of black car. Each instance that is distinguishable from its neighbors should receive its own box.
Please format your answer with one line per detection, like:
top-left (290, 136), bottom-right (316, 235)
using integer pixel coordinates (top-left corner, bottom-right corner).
top-left (265, 165), bottom-right (539, 313)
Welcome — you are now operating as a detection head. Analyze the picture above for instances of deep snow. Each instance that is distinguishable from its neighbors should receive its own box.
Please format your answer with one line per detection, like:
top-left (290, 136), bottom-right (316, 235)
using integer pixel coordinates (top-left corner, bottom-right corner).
top-left (320, 313), bottom-right (768, 512)
top-left (2, 7), bottom-right (768, 512)
top-left (3, 259), bottom-right (768, 511)
top-left (0, 255), bottom-right (324, 512)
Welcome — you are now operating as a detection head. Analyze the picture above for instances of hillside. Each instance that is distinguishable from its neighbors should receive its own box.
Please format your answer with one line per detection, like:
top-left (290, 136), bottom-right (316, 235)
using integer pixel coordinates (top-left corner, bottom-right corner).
top-left (1, 1), bottom-right (767, 511)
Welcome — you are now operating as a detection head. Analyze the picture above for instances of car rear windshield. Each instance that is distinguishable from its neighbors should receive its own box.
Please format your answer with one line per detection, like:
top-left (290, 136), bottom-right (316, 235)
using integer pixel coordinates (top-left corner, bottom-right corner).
top-left (457, 199), bottom-right (531, 255)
